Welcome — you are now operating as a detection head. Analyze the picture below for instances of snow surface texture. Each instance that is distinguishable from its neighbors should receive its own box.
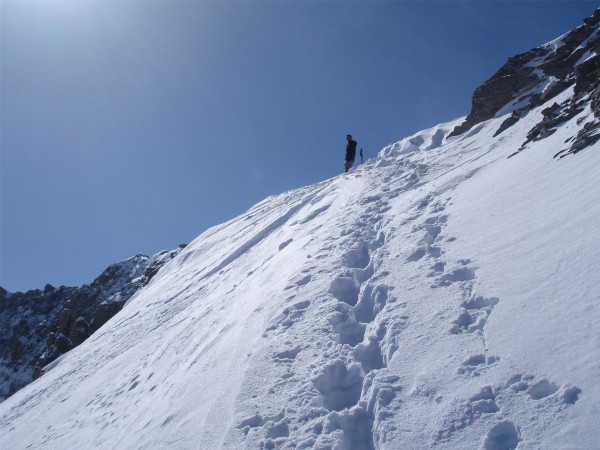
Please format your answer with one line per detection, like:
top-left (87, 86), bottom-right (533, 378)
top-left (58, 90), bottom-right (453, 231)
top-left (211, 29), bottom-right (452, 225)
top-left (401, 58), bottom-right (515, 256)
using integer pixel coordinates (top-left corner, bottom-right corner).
top-left (1, 98), bottom-right (599, 449)
top-left (2, 28), bottom-right (600, 450)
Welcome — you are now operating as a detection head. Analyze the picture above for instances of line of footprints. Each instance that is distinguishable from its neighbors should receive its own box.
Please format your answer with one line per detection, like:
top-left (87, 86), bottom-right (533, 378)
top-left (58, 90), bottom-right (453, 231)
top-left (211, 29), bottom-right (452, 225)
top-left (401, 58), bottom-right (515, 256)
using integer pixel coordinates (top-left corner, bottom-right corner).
top-left (407, 196), bottom-right (582, 449)
top-left (314, 191), bottom-right (401, 449)
top-left (239, 187), bottom-right (403, 449)
top-left (237, 177), bottom-right (582, 449)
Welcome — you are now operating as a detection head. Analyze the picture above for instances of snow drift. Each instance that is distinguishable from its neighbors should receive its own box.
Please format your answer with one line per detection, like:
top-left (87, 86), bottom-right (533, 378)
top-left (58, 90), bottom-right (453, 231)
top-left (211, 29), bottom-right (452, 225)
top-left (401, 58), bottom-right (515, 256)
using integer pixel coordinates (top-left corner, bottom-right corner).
top-left (1, 10), bottom-right (599, 450)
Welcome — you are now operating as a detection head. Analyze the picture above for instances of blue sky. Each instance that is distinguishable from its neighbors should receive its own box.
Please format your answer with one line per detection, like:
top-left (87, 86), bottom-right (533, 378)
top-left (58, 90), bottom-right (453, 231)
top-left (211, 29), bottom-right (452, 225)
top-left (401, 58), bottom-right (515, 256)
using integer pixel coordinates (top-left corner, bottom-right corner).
top-left (1, 1), bottom-right (597, 292)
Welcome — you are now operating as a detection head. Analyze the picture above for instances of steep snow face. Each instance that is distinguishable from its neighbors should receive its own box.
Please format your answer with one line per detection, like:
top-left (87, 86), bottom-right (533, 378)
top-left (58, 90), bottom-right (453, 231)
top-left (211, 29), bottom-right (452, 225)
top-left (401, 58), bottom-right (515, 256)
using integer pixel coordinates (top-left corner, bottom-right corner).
top-left (1, 90), bottom-right (599, 449)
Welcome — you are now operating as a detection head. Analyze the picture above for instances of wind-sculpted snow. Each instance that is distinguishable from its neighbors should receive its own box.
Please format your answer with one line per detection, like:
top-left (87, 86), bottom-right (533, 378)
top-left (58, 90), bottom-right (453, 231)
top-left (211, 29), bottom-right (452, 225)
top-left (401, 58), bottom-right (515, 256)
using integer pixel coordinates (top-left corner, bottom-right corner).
top-left (2, 19), bottom-right (600, 450)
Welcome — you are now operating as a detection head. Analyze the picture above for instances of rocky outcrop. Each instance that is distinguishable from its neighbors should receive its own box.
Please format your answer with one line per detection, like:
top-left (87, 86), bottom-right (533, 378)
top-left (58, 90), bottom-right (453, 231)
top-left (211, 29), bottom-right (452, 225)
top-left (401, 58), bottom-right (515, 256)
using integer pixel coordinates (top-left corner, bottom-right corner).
top-left (0, 245), bottom-right (186, 401)
top-left (448, 48), bottom-right (547, 138)
top-left (449, 8), bottom-right (600, 158)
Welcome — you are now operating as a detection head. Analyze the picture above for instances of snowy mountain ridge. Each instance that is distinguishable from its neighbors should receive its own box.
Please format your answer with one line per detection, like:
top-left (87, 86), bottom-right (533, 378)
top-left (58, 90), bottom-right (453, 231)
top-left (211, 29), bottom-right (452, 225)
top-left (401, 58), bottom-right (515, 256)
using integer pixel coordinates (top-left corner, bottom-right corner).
top-left (0, 246), bottom-right (185, 402)
top-left (1, 10), bottom-right (599, 450)
top-left (449, 8), bottom-right (600, 158)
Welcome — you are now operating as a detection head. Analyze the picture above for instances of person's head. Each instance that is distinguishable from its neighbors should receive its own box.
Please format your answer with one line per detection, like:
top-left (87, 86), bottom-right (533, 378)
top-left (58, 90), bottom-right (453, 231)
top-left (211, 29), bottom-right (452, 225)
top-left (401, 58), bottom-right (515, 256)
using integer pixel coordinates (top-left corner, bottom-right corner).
top-left (346, 134), bottom-right (352, 141)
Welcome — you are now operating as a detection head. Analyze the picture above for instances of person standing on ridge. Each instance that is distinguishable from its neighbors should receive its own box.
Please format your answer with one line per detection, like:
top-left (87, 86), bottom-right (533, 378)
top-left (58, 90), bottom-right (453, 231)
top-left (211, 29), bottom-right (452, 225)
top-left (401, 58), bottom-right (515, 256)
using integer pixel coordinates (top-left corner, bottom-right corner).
top-left (345, 134), bottom-right (357, 173)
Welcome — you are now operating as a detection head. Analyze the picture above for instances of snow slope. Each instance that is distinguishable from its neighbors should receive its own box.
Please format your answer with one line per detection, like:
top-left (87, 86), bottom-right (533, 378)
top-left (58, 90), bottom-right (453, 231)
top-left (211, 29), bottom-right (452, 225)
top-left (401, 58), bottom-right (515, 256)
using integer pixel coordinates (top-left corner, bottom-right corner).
top-left (2, 25), bottom-right (600, 450)
top-left (1, 95), bottom-right (599, 449)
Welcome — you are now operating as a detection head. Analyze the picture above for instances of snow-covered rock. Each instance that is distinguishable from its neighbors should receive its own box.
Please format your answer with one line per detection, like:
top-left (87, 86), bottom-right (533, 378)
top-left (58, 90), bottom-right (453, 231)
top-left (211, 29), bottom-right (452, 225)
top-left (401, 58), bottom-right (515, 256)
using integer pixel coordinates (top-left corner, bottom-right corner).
top-left (0, 247), bottom-right (185, 402)
top-left (450, 8), bottom-right (600, 159)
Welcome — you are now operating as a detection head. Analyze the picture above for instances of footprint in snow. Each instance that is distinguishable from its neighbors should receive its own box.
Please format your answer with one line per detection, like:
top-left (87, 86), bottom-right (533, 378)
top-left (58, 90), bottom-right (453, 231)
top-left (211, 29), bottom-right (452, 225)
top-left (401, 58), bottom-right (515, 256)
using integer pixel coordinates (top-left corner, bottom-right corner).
top-left (312, 359), bottom-right (364, 412)
top-left (482, 421), bottom-right (521, 450)
top-left (505, 374), bottom-right (581, 404)
top-left (436, 385), bottom-right (500, 441)
top-left (457, 354), bottom-right (500, 376)
top-left (330, 244), bottom-right (375, 307)
top-left (284, 274), bottom-right (312, 290)
top-left (329, 304), bottom-right (366, 347)
top-left (265, 301), bottom-right (311, 332)
top-left (436, 373), bottom-right (581, 447)
top-left (272, 347), bottom-right (301, 363)
top-left (450, 295), bottom-right (499, 335)
top-left (237, 410), bottom-right (288, 441)
top-left (406, 213), bottom-right (447, 263)
top-left (432, 262), bottom-right (476, 288)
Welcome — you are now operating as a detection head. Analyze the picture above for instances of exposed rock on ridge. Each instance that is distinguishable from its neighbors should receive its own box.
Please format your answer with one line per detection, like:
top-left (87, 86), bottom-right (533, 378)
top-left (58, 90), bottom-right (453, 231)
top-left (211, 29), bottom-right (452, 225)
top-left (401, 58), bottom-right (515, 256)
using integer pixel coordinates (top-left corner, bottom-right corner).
top-left (449, 8), bottom-right (600, 158)
top-left (448, 48), bottom-right (546, 137)
top-left (0, 245), bottom-right (185, 402)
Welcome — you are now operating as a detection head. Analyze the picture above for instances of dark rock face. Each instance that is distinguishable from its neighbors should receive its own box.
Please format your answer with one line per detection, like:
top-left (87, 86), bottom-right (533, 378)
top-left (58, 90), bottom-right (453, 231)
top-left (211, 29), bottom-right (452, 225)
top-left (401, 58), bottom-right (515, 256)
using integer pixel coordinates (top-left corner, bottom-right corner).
top-left (450, 8), bottom-right (600, 158)
top-left (0, 245), bottom-right (186, 402)
top-left (449, 48), bottom-right (547, 138)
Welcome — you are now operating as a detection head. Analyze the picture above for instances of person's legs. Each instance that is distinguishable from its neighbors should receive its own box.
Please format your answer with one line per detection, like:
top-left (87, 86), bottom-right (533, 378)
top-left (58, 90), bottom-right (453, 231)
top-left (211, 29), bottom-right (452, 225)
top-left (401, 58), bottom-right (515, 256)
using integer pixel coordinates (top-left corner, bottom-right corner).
top-left (344, 159), bottom-right (354, 172)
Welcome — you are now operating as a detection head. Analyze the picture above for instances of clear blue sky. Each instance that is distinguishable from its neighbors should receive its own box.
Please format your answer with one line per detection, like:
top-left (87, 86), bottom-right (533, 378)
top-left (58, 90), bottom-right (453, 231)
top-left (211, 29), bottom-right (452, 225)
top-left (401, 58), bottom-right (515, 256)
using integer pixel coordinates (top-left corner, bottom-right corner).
top-left (1, 1), bottom-right (597, 292)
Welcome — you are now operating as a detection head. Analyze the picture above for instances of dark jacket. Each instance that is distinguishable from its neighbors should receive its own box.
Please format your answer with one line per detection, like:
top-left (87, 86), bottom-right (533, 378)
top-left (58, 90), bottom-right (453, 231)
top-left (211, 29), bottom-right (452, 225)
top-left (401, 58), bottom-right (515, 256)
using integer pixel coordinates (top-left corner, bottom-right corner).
top-left (346, 139), bottom-right (357, 161)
